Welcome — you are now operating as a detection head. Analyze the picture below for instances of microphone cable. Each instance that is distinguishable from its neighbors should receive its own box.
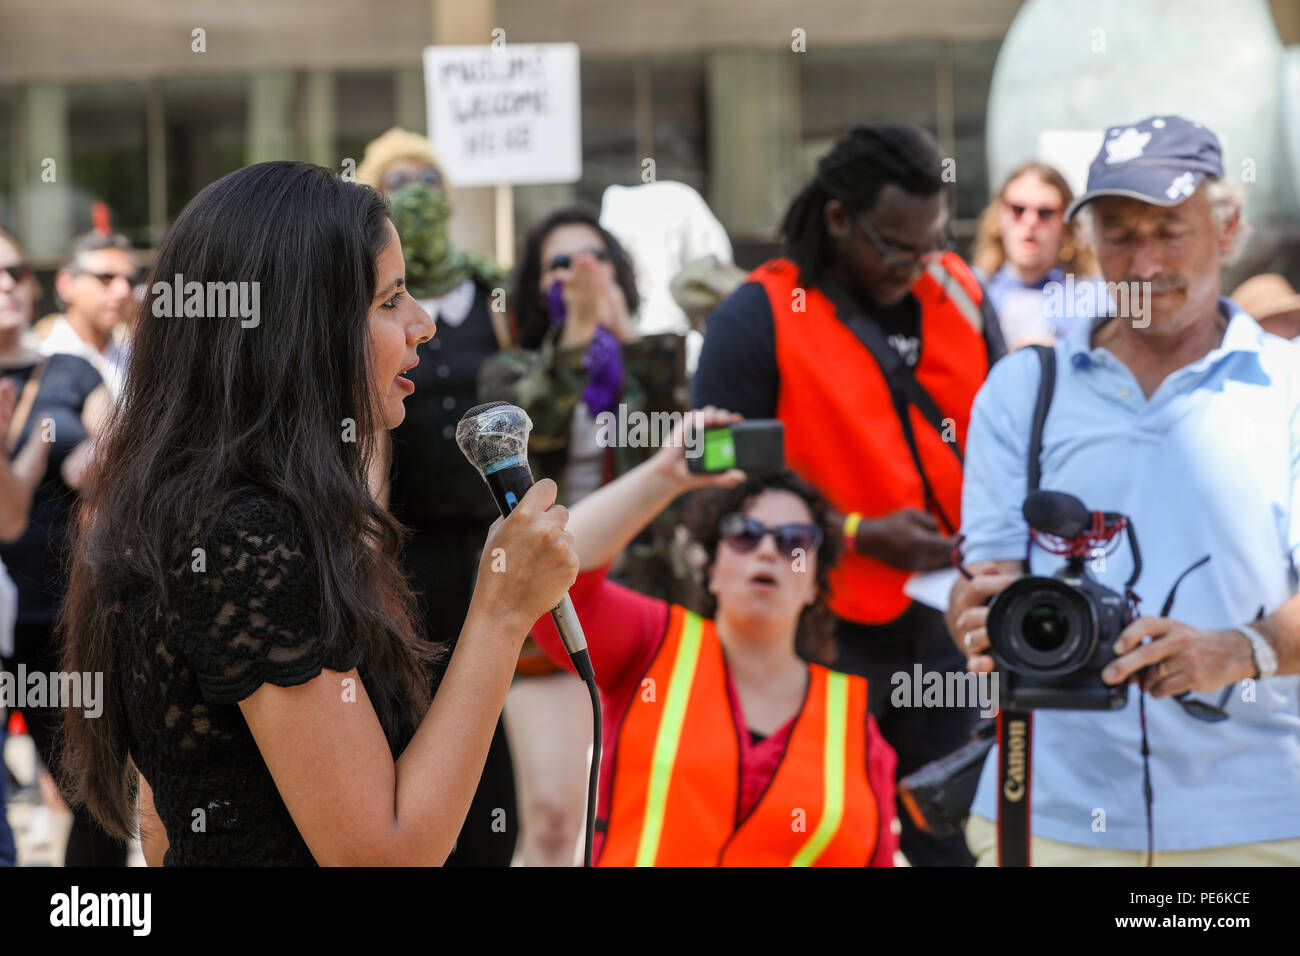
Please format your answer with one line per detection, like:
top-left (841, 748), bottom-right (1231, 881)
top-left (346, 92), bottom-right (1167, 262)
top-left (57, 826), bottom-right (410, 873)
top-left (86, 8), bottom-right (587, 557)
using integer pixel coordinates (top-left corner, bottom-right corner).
top-left (457, 402), bottom-right (604, 867)
top-left (570, 647), bottom-right (601, 868)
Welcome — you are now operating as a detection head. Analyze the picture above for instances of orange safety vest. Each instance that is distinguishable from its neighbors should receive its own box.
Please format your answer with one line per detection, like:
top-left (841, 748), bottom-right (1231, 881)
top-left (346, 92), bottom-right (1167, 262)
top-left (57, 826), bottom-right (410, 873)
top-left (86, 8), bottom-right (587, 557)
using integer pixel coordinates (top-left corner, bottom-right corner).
top-left (755, 255), bottom-right (989, 625)
top-left (600, 604), bottom-right (878, 866)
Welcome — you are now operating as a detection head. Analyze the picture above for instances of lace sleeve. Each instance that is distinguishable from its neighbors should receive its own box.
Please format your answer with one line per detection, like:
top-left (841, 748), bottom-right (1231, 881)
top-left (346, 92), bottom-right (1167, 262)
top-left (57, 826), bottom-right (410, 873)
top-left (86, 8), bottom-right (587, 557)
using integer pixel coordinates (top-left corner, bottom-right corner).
top-left (172, 498), bottom-right (359, 705)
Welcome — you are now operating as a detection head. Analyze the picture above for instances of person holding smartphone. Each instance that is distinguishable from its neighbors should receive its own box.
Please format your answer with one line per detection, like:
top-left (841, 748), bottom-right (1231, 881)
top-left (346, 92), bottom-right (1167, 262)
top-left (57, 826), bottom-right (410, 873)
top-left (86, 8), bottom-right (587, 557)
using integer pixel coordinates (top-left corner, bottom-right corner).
top-left (529, 408), bottom-right (898, 866)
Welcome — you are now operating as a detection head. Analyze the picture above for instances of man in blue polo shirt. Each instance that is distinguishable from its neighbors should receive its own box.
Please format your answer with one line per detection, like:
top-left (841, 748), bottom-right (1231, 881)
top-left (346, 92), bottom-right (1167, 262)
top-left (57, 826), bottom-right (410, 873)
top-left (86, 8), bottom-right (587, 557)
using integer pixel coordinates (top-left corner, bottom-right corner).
top-left (947, 115), bottom-right (1300, 864)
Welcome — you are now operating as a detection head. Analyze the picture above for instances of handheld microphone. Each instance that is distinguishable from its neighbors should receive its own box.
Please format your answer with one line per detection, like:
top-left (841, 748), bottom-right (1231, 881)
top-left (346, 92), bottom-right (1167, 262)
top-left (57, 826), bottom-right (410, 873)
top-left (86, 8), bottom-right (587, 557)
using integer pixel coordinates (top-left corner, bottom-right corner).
top-left (458, 400), bottom-right (604, 867)
top-left (456, 401), bottom-right (593, 682)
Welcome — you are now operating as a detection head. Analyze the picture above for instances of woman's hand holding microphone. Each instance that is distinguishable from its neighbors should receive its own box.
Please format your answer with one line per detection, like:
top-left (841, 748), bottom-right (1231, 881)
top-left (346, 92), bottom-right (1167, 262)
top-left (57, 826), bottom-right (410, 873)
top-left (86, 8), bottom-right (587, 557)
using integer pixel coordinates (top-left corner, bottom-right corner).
top-left (462, 407), bottom-right (747, 650)
top-left (470, 477), bottom-right (580, 644)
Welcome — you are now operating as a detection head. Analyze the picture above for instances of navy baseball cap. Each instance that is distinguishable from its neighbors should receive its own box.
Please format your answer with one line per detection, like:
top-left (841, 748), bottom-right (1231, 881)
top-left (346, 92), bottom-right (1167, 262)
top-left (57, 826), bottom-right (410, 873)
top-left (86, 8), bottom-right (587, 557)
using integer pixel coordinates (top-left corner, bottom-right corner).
top-left (1064, 115), bottom-right (1224, 222)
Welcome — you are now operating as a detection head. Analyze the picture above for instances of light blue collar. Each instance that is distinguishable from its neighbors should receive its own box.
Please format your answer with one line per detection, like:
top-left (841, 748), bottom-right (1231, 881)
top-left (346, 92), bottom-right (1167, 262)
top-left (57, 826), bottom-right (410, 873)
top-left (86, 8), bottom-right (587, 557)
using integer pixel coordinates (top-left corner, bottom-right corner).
top-left (1066, 297), bottom-right (1264, 370)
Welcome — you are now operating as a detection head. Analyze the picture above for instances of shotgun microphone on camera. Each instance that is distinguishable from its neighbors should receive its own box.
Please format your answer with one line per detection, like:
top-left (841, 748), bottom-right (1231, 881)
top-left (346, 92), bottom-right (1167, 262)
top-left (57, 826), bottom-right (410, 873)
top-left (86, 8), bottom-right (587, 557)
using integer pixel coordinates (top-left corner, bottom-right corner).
top-left (1023, 490), bottom-right (1093, 540)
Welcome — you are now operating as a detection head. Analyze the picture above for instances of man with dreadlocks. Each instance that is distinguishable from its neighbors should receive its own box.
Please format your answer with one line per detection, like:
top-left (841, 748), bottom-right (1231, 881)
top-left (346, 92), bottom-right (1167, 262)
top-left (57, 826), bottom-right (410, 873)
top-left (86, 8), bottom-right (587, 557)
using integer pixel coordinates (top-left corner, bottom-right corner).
top-left (693, 125), bottom-right (1005, 866)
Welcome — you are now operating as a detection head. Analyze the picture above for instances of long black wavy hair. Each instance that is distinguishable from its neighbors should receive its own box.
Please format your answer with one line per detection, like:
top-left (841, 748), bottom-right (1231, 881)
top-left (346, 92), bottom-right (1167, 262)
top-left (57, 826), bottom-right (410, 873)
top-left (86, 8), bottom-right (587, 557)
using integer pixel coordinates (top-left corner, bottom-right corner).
top-left (58, 161), bottom-right (439, 839)
top-left (509, 205), bottom-right (639, 349)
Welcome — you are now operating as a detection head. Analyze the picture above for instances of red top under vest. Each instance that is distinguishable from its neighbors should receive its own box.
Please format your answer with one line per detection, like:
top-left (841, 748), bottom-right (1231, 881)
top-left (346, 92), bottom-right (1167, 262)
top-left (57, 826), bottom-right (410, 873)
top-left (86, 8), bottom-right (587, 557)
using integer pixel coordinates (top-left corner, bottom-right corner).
top-left (529, 564), bottom-right (898, 865)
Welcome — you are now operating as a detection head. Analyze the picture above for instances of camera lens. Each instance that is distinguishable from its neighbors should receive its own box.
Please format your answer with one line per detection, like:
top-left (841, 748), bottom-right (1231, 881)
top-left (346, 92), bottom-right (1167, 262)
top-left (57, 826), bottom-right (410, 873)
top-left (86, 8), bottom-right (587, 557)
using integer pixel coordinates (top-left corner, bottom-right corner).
top-left (986, 577), bottom-right (1096, 678)
top-left (1022, 602), bottom-right (1071, 652)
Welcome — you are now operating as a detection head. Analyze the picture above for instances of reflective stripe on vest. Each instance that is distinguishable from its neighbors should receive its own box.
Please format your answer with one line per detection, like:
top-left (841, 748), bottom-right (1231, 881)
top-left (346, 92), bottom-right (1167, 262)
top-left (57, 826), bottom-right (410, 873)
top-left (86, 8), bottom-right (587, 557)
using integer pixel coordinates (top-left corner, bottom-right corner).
top-left (601, 605), bottom-right (877, 866)
top-left (635, 608), bottom-right (705, 867)
top-left (791, 670), bottom-right (848, 866)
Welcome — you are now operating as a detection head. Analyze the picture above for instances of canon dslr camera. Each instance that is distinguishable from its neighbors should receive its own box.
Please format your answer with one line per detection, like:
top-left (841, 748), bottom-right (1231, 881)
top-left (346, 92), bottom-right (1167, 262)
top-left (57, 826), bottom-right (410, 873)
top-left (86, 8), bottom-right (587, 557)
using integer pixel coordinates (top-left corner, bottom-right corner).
top-left (984, 490), bottom-right (1138, 711)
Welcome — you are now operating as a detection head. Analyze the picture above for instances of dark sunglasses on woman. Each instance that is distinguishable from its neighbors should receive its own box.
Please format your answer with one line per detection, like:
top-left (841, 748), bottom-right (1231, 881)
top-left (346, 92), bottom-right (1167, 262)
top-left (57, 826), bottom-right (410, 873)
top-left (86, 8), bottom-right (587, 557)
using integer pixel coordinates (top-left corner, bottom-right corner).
top-left (1004, 201), bottom-right (1060, 222)
top-left (720, 513), bottom-right (823, 558)
top-left (0, 263), bottom-right (34, 282)
top-left (546, 248), bottom-right (610, 272)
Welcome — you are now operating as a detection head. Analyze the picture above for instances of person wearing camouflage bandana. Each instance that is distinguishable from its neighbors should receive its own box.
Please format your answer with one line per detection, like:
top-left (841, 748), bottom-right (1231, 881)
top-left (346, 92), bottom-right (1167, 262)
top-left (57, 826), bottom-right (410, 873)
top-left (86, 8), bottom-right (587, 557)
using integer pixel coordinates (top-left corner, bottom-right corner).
top-left (364, 134), bottom-right (520, 869)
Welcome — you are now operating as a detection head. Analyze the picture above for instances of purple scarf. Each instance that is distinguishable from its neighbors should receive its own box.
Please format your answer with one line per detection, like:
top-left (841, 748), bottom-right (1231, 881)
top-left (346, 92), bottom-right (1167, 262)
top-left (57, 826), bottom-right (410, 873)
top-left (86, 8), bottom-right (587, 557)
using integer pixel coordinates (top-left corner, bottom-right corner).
top-left (548, 280), bottom-right (624, 416)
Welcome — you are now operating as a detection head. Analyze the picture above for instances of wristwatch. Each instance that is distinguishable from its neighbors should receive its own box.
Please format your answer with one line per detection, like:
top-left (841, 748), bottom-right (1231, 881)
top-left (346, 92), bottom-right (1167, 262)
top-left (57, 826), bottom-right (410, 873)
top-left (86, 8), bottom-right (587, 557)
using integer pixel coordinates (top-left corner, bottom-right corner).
top-left (1236, 624), bottom-right (1278, 680)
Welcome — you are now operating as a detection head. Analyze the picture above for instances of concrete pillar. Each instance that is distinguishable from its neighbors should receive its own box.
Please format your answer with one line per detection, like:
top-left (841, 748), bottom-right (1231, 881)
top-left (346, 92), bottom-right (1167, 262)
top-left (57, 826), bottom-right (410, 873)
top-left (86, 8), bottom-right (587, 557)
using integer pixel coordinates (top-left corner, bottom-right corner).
top-left (394, 67), bottom-right (427, 134)
top-left (707, 50), bottom-right (801, 240)
top-left (432, 0), bottom-right (499, 259)
top-left (303, 70), bottom-right (336, 169)
top-left (146, 78), bottom-right (167, 247)
top-left (22, 84), bottom-right (72, 259)
top-left (247, 72), bottom-right (296, 165)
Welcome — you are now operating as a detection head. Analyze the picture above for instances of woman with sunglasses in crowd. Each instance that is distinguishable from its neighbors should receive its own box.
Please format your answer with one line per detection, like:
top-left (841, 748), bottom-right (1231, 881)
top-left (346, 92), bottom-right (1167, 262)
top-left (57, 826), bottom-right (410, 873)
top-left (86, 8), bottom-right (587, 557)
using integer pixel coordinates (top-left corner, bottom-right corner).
top-left (971, 161), bottom-right (1101, 349)
top-left (479, 205), bottom-right (688, 865)
top-left (530, 408), bottom-right (898, 866)
top-left (0, 228), bottom-right (116, 866)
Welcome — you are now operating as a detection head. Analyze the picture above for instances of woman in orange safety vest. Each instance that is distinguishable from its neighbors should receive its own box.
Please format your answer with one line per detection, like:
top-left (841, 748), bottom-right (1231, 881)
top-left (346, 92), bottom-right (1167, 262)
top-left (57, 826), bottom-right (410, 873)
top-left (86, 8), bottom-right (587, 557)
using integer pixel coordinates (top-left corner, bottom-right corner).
top-left (530, 409), bottom-right (897, 865)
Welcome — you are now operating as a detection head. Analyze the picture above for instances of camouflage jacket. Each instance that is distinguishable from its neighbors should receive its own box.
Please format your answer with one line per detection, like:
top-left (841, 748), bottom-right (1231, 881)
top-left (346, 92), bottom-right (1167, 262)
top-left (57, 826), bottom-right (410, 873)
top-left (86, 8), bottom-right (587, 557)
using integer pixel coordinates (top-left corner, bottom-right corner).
top-left (477, 328), bottom-right (689, 505)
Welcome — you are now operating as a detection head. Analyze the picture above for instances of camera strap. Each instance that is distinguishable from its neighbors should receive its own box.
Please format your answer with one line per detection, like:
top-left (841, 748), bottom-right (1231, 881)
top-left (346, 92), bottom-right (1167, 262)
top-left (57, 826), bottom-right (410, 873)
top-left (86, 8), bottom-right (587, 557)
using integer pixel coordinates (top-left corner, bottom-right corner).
top-left (996, 709), bottom-right (1033, 866)
top-left (819, 276), bottom-right (960, 535)
top-left (995, 344), bottom-right (1056, 867)
top-left (1026, 344), bottom-right (1056, 494)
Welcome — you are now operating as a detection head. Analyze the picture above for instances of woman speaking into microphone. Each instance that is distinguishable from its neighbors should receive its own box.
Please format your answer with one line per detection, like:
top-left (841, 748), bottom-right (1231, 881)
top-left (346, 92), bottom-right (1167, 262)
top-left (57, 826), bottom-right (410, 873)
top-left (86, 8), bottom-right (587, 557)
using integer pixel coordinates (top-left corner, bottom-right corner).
top-left (57, 161), bottom-right (578, 865)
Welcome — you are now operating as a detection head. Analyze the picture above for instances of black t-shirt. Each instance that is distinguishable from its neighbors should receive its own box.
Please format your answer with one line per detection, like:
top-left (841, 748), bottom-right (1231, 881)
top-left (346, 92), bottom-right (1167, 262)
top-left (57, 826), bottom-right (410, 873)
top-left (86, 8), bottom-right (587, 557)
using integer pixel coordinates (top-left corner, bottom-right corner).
top-left (0, 353), bottom-right (103, 626)
top-left (118, 496), bottom-right (369, 866)
top-left (690, 279), bottom-right (920, 416)
top-left (690, 270), bottom-right (1002, 415)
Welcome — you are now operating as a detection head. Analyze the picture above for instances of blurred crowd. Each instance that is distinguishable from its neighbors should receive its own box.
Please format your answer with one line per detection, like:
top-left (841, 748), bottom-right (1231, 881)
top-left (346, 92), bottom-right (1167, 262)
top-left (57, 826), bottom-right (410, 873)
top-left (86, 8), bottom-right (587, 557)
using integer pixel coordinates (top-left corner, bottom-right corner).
top-left (2, 110), bottom-right (1298, 867)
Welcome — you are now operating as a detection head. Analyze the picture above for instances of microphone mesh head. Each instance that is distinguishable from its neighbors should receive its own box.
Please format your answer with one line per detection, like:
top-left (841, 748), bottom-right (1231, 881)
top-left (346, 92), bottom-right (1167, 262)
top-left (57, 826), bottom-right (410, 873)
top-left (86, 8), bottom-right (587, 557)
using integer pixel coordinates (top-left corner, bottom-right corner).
top-left (456, 401), bottom-right (533, 475)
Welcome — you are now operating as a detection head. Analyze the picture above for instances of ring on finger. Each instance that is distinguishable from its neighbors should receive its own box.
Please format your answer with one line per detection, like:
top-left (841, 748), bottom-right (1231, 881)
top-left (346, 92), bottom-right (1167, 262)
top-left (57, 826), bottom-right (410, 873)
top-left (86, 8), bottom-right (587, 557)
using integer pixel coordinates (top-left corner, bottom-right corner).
top-left (964, 632), bottom-right (975, 651)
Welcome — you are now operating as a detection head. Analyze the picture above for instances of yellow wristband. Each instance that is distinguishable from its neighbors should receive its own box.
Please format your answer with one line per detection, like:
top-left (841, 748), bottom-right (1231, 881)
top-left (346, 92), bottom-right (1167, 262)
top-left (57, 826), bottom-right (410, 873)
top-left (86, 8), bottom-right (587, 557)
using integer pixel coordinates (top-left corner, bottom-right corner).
top-left (843, 512), bottom-right (862, 551)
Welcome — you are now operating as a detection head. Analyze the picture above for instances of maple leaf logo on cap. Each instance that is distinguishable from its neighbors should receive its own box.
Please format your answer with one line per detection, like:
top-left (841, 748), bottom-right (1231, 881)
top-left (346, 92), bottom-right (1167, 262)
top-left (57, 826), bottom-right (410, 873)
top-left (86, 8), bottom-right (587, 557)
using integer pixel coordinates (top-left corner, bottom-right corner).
top-left (1165, 172), bottom-right (1196, 201)
top-left (1104, 128), bottom-right (1152, 164)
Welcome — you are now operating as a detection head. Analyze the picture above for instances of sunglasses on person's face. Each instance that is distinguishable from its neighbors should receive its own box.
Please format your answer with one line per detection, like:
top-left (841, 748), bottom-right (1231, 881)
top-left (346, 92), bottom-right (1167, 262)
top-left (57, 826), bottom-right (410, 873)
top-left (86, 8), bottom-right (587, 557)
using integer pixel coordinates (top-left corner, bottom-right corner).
top-left (720, 513), bottom-right (823, 558)
top-left (0, 263), bottom-right (33, 283)
top-left (1004, 201), bottom-right (1060, 223)
top-left (82, 270), bottom-right (138, 287)
top-left (546, 248), bottom-right (610, 273)
top-left (382, 167), bottom-right (444, 193)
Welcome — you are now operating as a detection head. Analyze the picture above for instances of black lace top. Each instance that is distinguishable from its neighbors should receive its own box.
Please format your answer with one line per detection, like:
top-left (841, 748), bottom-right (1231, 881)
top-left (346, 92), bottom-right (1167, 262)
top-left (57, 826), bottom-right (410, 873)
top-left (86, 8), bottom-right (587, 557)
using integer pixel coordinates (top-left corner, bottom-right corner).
top-left (116, 497), bottom-right (367, 865)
